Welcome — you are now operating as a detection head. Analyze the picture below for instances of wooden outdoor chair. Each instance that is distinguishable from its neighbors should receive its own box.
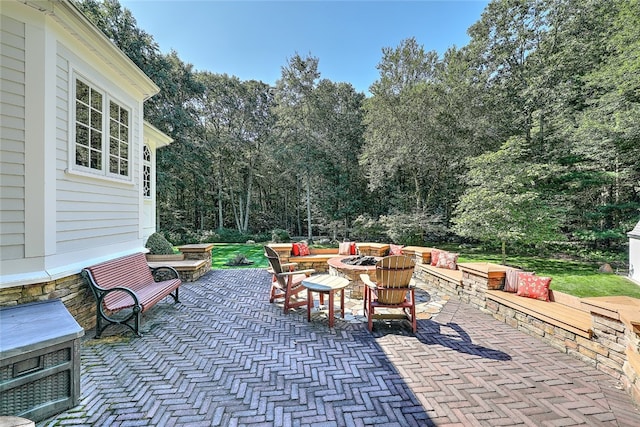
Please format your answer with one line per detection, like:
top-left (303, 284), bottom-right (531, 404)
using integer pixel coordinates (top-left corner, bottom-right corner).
top-left (264, 246), bottom-right (315, 314)
top-left (360, 255), bottom-right (417, 333)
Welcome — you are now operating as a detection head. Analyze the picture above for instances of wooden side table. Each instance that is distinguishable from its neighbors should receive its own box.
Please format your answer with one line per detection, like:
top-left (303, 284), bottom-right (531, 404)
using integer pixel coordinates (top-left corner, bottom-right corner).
top-left (302, 274), bottom-right (350, 327)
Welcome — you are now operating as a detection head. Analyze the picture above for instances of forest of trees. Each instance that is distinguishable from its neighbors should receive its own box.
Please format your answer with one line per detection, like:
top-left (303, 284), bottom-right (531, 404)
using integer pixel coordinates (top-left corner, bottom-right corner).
top-left (77, 0), bottom-right (639, 257)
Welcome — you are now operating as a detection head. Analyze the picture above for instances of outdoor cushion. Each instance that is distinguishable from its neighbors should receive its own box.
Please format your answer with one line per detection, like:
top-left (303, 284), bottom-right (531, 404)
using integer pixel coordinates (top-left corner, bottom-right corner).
top-left (430, 249), bottom-right (443, 266)
top-left (517, 274), bottom-right (552, 302)
top-left (292, 243), bottom-right (300, 256)
top-left (504, 269), bottom-right (534, 293)
top-left (339, 242), bottom-right (350, 255)
top-left (297, 242), bottom-right (311, 256)
top-left (435, 251), bottom-right (458, 270)
top-left (389, 244), bottom-right (404, 255)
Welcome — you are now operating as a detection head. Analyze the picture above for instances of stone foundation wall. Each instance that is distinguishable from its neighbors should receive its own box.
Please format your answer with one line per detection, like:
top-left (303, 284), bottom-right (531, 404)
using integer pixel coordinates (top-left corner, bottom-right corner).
top-left (0, 274), bottom-right (95, 330)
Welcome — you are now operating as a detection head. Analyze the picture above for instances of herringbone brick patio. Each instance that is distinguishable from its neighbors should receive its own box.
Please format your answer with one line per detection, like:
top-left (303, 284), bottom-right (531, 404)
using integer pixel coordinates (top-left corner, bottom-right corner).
top-left (38, 269), bottom-right (638, 426)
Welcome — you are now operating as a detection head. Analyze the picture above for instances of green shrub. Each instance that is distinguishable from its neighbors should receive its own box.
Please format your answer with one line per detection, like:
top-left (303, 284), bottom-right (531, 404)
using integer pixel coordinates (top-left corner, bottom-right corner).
top-left (271, 229), bottom-right (291, 243)
top-left (215, 228), bottom-right (253, 243)
top-left (145, 232), bottom-right (175, 255)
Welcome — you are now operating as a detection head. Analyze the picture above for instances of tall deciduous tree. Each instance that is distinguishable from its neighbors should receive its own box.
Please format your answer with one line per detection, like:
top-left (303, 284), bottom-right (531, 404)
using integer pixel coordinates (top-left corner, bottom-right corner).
top-left (274, 54), bottom-right (321, 241)
top-left (310, 80), bottom-right (367, 238)
top-left (452, 137), bottom-right (563, 264)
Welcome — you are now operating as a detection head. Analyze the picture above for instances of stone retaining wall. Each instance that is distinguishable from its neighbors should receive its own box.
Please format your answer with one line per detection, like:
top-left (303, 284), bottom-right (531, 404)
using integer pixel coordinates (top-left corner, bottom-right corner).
top-left (420, 261), bottom-right (640, 407)
top-left (0, 274), bottom-right (95, 330)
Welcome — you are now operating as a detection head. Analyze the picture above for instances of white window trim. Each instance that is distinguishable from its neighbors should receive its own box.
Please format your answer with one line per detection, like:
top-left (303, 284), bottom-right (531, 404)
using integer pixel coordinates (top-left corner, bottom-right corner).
top-left (66, 70), bottom-right (134, 183)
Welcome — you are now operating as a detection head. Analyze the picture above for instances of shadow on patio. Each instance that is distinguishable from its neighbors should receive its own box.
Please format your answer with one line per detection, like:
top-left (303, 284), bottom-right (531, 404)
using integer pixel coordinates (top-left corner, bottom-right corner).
top-left (38, 269), bottom-right (638, 426)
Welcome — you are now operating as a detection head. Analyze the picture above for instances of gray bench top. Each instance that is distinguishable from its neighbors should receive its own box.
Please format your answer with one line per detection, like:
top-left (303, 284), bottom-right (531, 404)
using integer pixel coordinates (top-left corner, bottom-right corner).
top-left (0, 299), bottom-right (84, 360)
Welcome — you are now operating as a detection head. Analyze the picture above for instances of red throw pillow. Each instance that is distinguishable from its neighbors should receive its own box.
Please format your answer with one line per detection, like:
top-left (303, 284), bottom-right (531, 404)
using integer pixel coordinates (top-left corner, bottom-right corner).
top-left (435, 251), bottom-right (458, 270)
top-left (297, 242), bottom-right (310, 256)
top-left (517, 274), bottom-right (552, 302)
top-left (338, 242), bottom-right (351, 255)
top-left (292, 243), bottom-right (300, 256)
top-left (389, 244), bottom-right (404, 255)
top-left (430, 249), bottom-right (442, 266)
top-left (503, 269), bottom-right (534, 293)
top-left (350, 242), bottom-right (357, 255)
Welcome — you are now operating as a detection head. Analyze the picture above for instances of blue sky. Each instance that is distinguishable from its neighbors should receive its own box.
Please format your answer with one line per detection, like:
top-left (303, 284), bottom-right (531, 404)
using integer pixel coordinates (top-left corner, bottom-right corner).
top-left (120, 0), bottom-right (489, 94)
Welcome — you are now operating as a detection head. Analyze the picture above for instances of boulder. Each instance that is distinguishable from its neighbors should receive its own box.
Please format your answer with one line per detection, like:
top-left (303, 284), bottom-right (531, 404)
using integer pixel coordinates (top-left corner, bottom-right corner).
top-left (598, 263), bottom-right (614, 274)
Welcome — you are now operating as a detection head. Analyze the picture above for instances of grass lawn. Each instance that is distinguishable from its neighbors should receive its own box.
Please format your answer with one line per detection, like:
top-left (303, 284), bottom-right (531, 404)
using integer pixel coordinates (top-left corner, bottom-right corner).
top-left (457, 252), bottom-right (640, 299)
top-left (208, 243), bottom-right (640, 299)
top-left (211, 243), bottom-right (269, 269)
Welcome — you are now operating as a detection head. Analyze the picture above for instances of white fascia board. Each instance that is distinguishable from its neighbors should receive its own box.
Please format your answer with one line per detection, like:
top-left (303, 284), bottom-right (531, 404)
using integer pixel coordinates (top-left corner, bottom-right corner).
top-left (24, 0), bottom-right (160, 100)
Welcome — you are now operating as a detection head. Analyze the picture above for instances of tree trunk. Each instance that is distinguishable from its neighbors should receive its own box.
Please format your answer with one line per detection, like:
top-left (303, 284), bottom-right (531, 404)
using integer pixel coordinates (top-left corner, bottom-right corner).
top-left (296, 176), bottom-right (302, 236)
top-left (306, 177), bottom-right (312, 242)
top-left (243, 171), bottom-right (253, 233)
top-left (501, 239), bottom-right (507, 265)
top-left (217, 165), bottom-right (224, 230)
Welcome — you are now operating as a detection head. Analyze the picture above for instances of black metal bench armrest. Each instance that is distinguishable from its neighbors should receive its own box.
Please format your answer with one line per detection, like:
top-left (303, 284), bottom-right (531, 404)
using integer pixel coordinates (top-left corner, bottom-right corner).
top-left (151, 265), bottom-right (180, 281)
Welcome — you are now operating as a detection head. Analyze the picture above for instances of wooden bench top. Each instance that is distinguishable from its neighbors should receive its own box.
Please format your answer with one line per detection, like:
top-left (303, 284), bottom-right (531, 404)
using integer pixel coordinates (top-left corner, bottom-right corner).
top-left (420, 264), bottom-right (463, 283)
top-left (147, 259), bottom-right (207, 271)
top-left (486, 290), bottom-right (593, 338)
top-left (291, 254), bottom-right (341, 263)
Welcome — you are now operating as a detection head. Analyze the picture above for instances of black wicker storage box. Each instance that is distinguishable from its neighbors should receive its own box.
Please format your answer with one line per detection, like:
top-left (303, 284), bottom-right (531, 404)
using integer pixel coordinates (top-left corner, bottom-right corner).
top-left (0, 300), bottom-right (84, 422)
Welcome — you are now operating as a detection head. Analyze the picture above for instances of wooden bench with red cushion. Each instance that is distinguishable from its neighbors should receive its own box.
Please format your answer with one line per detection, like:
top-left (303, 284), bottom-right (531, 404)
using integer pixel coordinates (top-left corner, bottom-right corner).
top-left (83, 253), bottom-right (181, 338)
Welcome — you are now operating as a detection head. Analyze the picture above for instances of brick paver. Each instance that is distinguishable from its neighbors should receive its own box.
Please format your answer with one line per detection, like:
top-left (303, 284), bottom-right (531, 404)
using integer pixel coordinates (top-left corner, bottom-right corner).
top-left (38, 269), bottom-right (638, 426)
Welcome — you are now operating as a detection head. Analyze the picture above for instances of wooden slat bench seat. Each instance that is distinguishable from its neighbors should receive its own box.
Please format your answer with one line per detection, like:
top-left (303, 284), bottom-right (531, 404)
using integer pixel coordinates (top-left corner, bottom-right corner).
top-left (83, 253), bottom-right (181, 338)
top-left (486, 289), bottom-right (593, 339)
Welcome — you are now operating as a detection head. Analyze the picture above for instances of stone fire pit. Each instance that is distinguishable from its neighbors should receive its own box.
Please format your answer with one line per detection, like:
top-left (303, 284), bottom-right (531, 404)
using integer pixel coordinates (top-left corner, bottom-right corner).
top-left (327, 256), bottom-right (380, 299)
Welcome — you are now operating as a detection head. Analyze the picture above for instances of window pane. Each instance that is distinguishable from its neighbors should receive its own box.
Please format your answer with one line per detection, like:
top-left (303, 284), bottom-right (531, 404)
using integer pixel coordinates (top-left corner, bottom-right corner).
top-left (109, 156), bottom-right (118, 174)
top-left (91, 110), bottom-right (102, 129)
top-left (76, 146), bottom-right (89, 167)
top-left (110, 137), bottom-right (118, 154)
top-left (90, 151), bottom-right (101, 170)
top-left (76, 102), bottom-right (89, 124)
top-left (120, 159), bottom-right (128, 176)
top-left (110, 119), bottom-right (119, 138)
top-left (76, 124), bottom-right (89, 147)
top-left (110, 101), bottom-right (118, 120)
top-left (76, 80), bottom-right (89, 103)
top-left (143, 164), bottom-right (151, 197)
top-left (91, 90), bottom-right (102, 110)
top-left (91, 130), bottom-right (102, 149)
top-left (143, 145), bottom-right (151, 162)
top-left (106, 100), bottom-right (130, 178)
top-left (120, 124), bottom-right (128, 138)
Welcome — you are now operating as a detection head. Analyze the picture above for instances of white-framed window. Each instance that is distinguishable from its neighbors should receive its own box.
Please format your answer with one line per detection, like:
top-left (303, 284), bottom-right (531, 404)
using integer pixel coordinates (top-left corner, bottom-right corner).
top-left (73, 75), bottom-right (131, 179)
top-left (143, 144), bottom-right (152, 198)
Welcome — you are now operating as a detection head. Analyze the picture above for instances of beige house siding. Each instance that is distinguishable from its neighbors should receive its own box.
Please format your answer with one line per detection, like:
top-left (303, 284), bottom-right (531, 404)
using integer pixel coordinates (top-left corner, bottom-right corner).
top-left (54, 45), bottom-right (143, 254)
top-left (0, 0), bottom-right (163, 290)
top-left (0, 14), bottom-right (26, 261)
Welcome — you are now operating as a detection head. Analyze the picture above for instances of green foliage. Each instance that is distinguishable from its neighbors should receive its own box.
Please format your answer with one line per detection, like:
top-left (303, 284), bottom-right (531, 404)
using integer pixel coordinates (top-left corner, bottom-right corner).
top-left (80, 0), bottom-right (638, 263)
top-left (452, 137), bottom-right (564, 263)
top-left (379, 212), bottom-right (449, 246)
top-left (350, 215), bottom-right (389, 243)
top-left (145, 232), bottom-right (175, 255)
top-left (271, 229), bottom-right (291, 243)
